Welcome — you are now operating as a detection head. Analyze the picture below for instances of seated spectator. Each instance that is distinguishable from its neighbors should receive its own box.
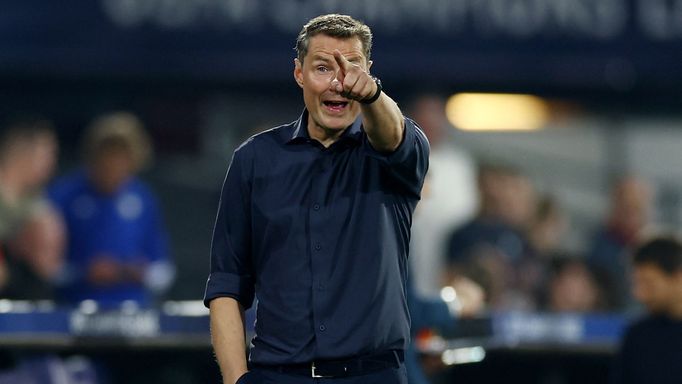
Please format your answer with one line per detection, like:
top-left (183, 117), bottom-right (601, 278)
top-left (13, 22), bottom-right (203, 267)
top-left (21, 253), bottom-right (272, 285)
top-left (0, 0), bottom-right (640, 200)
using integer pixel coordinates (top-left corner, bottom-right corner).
top-left (541, 256), bottom-right (605, 313)
top-left (0, 117), bottom-right (62, 299)
top-left (588, 176), bottom-right (653, 310)
top-left (611, 236), bottom-right (682, 384)
top-left (519, 194), bottom-right (569, 307)
top-left (2, 207), bottom-right (65, 299)
top-left (408, 94), bottom-right (477, 297)
top-left (407, 275), bottom-right (484, 384)
top-left (49, 112), bottom-right (174, 307)
top-left (528, 194), bottom-right (568, 258)
top-left (0, 117), bottom-right (58, 241)
top-left (445, 162), bottom-right (537, 310)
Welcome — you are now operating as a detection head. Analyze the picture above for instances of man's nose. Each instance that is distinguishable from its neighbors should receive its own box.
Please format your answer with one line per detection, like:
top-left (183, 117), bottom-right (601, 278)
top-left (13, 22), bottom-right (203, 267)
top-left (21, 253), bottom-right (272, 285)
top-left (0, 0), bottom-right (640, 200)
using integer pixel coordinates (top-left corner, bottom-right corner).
top-left (329, 72), bottom-right (342, 92)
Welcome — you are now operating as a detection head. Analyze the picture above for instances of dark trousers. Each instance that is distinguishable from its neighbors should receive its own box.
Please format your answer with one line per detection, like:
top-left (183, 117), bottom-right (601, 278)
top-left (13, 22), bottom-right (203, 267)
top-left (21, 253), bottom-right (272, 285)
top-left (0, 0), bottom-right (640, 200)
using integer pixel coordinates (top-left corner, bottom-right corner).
top-left (236, 364), bottom-right (408, 384)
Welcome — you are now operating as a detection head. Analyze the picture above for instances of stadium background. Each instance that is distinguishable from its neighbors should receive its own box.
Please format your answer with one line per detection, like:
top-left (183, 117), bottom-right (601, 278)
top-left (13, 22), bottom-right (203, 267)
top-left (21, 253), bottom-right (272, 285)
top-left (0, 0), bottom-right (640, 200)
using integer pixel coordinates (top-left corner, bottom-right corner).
top-left (1, 0), bottom-right (682, 383)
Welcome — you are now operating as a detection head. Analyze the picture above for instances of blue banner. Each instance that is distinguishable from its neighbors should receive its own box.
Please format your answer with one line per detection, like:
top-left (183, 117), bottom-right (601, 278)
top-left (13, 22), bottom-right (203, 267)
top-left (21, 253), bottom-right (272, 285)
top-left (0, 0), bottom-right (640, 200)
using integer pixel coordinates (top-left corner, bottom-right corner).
top-left (1, 0), bottom-right (681, 93)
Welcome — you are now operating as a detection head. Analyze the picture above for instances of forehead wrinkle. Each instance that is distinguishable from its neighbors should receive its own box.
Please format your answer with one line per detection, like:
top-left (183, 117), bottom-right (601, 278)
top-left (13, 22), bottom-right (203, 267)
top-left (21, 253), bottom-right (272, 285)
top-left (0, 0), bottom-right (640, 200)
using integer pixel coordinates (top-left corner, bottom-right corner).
top-left (307, 44), bottom-right (365, 61)
top-left (310, 54), bottom-right (333, 63)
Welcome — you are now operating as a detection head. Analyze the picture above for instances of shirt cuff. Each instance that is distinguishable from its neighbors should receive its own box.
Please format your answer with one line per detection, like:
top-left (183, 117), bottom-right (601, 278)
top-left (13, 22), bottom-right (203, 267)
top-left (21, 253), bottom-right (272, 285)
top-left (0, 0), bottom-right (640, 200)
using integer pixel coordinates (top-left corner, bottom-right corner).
top-left (203, 271), bottom-right (255, 309)
top-left (362, 118), bottom-right (418, 165)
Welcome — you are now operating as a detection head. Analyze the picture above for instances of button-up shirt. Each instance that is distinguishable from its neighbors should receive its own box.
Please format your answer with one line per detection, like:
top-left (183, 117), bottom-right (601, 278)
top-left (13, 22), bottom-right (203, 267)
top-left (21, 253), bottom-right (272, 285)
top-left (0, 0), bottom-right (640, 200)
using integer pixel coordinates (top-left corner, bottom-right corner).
top-left (204, 110), bottom-right (429, 364)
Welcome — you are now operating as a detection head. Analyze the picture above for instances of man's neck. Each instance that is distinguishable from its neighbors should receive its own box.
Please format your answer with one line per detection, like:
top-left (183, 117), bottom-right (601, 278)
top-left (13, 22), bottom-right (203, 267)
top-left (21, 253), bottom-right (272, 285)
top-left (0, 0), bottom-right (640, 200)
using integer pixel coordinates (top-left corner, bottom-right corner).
top-left (308, 126), bottom-right (346, 148)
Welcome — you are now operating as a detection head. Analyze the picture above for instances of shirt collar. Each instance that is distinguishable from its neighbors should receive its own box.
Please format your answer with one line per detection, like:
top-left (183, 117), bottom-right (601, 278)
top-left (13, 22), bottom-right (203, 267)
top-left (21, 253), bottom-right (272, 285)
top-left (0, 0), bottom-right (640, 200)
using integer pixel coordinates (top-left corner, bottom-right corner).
top-left (287, 109), bottom-right (363, 145)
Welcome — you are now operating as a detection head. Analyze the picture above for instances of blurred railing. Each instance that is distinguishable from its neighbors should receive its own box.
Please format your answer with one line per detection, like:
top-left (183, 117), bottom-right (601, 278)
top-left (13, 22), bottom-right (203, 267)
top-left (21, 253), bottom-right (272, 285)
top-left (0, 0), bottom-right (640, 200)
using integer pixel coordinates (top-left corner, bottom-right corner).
top-left (0, 299), bottom-right (628, 360)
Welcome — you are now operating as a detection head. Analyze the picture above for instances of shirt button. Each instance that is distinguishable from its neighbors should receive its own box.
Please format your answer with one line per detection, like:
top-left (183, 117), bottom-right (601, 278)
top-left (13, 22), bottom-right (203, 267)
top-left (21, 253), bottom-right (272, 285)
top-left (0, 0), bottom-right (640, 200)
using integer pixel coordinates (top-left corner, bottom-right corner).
top-left (317, 282), bottom-right (325, 290)
top-left (319, 324), bottom-right (326, 332)
top-left (314, 243), bottom-right (321, 251)
top-left (313, 203), bottom-right (320, 211)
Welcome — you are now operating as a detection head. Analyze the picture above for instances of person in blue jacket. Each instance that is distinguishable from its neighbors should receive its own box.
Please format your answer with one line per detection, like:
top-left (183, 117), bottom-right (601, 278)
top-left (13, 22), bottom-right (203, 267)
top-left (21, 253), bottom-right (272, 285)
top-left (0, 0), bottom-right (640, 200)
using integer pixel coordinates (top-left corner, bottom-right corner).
top-left (49, 112), bottom-right (174, 307)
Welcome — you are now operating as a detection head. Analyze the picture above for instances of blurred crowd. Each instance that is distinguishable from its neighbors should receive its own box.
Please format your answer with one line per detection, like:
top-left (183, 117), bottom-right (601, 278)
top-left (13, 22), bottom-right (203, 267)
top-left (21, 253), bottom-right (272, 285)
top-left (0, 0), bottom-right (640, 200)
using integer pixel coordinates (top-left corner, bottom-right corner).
top-left (0, 98), bottom-right (661, 312)
top-left (0, 112), bottom-right (174, 308)
top-left (407, 95), bottom-right (656, 317)
top-left (0, 97), bottom-right (673, 383)
top-left (403, 95), bottom-right (671, 384)
top-left (411, 96), bottom-right (653, 313)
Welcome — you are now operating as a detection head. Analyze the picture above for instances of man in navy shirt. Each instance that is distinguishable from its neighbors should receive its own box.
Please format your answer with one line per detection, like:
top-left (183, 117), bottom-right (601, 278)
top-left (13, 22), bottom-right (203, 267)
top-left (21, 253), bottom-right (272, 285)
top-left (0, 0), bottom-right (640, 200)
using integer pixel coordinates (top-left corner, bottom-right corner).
top-left (204, 14), bottom-right (429, 384)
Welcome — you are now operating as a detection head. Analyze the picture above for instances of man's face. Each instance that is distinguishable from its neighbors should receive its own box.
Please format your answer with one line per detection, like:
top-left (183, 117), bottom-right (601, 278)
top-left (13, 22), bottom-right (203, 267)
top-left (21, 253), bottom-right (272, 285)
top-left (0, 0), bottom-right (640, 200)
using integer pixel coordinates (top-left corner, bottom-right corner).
top-left (294, 34), bottom-right (370, 139)
top-left (26, 135), bottom-right (58, 189)
top-left (89, 148), bottom-right (135, 195)
top-left (633, 263), bottom-right (682, 314)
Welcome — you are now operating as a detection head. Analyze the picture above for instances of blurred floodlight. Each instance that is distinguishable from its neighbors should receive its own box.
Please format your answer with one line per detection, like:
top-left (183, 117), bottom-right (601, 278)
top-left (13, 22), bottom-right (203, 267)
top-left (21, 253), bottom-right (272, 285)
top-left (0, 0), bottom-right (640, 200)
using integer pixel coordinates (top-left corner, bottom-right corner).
top-left (0, 300), bottom-right (11, 313)
top-left (78, 300), bottom-right (99, 315)
top-left (441, 346), bottom-right (486, 365)
top-left (163, 300), bottom-right (209, 317)
top-left (440, 286), bottom-right (458, 302)
top-left (120, 300), bottom-right (141, 314)
top-left (446, 93), bottom-right (550, 131)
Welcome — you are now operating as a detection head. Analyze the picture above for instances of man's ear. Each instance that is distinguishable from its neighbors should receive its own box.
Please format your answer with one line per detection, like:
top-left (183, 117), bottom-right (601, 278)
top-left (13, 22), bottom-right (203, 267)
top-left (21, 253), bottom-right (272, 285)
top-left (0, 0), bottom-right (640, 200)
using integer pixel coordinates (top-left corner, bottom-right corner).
top-left (367, 60), bottom-right (373, 72)
top-left (294, 58), bottom-right (304, 88)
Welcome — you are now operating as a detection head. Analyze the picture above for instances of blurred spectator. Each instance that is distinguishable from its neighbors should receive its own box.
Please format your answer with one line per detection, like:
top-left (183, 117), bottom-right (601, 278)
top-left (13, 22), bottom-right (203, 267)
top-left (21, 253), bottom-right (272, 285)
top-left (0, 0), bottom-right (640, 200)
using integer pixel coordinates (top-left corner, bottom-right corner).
top-left (0, 117), bottom-right (63, 299)
top-left (2, 207), bottom-right (65, 299)
top-left (445, 162), bottom-right (537, 310)
top-left (528, 195), bottom-right (568, 258)
top-left (0, 117), bottom-right (58, 240)
top-left (518, 195), bottom-right (569, 307)
top-left (408, 177), bottom-right (484, 384)
top-left (611, 236), bottom-right (682, 384)
top-left (406, 276), bottom-right (484, 384)
top-left (541, 256), bottom-right (605, 313)
top-left (48, 112), bottom-right (174, 307)
top-left (588, 176), bottom-right (654, 310)
top-left (408, 94), bottom-right (477, 296)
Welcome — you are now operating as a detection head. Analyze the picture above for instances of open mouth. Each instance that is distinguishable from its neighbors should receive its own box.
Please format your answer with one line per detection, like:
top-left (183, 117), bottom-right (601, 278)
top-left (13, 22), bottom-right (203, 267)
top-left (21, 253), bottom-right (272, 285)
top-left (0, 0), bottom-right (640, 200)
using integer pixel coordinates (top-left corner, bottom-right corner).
top-left (323, 100), bottom-right (349, 112)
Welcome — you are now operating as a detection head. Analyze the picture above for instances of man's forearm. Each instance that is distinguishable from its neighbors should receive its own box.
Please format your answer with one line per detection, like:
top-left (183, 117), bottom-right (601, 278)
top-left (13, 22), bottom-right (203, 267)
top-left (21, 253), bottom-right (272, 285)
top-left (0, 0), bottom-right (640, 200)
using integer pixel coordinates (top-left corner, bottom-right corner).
top-left (210, 297), bottom-right (248, 384)
top-left (330, 50), bottom-right (404, 152)
top-left (361, 93), bottom-right (405, 152)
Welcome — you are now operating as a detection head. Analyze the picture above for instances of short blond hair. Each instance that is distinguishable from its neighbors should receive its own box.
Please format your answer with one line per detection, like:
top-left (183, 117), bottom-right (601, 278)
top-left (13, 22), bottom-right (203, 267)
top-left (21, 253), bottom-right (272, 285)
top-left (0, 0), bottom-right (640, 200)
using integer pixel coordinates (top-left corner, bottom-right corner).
top-left (83, 112), bottom-right (152, 171)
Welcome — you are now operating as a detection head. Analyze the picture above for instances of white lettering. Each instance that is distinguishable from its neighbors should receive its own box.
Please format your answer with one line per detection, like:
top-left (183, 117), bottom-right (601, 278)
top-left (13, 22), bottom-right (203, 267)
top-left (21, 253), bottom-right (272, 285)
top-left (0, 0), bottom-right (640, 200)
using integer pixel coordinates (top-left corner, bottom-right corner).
top-left (548, 0), bottom-right (595, 37)
top-left (475, 0), bottom-right (627, 39)
top-left (374, 0), bottom-right (404, 32)
top-left (638, 0), bottom-right (670, 39)
top-left (100, 0), bottom-right (631, 40)
top-left (154, 0), bottom-right (203, 28)
top-left (639, 0), bottom-right (682, 39)
top-left (102, 0), bottom-right (156, 27)
top-left (268, 0), bottom-right (304, 32)
top-left (506, 0), bottom-right (543, 38)
top-left (214, 0), bottom-right (261, 29)
top-left (438, 0), bottom-right (469, 33)
top-left (593, 0), bottom-right (627, 39)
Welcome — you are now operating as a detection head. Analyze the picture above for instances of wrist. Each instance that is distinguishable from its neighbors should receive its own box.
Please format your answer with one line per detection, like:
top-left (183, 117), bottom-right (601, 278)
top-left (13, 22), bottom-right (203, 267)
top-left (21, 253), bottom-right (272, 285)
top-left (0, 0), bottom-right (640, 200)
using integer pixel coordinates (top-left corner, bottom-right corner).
top-left (360, 76), bottom-right (382, 105)
top-left (232, 371), bottom-right (249, 384)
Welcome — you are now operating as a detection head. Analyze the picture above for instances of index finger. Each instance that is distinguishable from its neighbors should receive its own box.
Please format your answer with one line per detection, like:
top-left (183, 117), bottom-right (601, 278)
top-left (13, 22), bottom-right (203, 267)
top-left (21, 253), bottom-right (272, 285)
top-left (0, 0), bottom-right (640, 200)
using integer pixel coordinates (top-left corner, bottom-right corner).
top-left (333, 50), bottom-right (352, 73)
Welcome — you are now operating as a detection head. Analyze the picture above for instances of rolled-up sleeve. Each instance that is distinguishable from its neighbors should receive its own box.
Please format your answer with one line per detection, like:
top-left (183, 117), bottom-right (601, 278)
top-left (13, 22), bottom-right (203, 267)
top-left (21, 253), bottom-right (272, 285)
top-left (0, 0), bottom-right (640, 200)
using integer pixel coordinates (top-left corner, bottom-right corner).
top-left (362, 117), bottom-right (430, 198)
top-left (203, 143), bottom-right (255, 309)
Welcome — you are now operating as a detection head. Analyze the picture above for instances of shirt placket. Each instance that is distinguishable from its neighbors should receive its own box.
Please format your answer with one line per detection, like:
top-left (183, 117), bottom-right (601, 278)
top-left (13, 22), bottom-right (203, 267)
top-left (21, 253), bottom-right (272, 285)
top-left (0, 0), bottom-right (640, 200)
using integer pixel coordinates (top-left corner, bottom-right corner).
top-left (309, 148), bottom-right (333, 343)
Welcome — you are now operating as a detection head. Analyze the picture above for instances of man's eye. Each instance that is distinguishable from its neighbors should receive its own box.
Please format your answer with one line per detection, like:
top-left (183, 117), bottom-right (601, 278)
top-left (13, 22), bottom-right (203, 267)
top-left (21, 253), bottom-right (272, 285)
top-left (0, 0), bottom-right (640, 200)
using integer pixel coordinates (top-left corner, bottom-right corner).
top-left (316, 66), bottom-right (329, 73)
